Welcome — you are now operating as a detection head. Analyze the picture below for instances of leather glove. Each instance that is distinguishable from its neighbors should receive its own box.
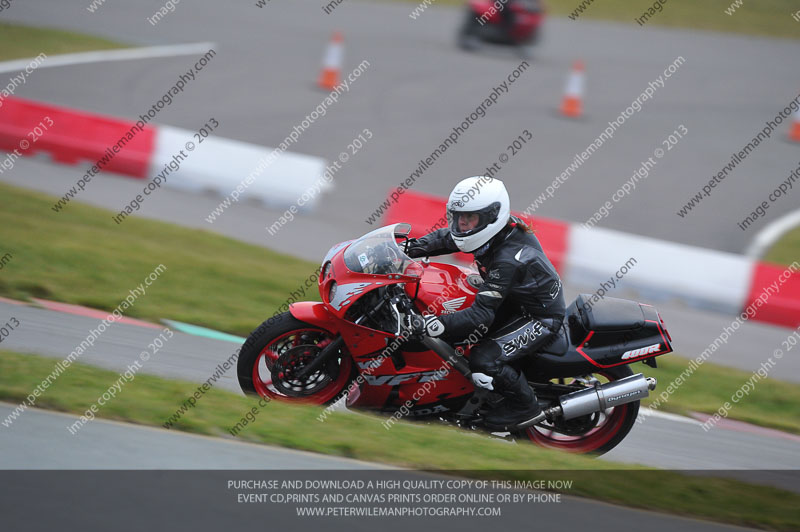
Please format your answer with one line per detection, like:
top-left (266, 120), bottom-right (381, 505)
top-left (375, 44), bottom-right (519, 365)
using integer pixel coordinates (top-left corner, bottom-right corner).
top-left (406, 314), bottom-right (445, 338)
top-left (404, 238), bottom-right (426, 259)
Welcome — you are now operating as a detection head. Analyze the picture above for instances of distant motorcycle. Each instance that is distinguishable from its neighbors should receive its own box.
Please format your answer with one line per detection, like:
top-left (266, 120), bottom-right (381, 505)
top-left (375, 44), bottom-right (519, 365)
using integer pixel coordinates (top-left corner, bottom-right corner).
top-left (458, 0), bottom-right (545, 51)
top-left (237, 224), bottom-right (674, 455)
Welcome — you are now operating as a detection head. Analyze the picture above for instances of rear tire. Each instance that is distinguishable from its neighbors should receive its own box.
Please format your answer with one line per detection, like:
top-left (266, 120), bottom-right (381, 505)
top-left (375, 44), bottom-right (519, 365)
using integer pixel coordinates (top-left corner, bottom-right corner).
top-left (516, 365), bottom-right (640, 456)
top-left (237, 312), bottom-right (355, 405)
top-left (458, 11), bottom-right (482, 50)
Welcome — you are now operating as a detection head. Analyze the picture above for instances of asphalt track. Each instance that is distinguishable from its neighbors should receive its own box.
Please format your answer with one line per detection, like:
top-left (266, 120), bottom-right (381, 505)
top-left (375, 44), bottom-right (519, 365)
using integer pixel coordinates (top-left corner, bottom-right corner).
top-left (0, 409), bottom-right (759, 532)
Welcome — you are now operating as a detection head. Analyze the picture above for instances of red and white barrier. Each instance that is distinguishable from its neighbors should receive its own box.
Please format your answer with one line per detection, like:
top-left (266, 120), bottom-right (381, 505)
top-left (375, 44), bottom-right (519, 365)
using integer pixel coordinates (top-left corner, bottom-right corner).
top-left (151, 125), bottom-right (329, 208)
top-left (567, 225), bottom-right (755, 315)
top-left (744, 262), bottom-right (800, 328)
top-left (0, 96), bottom-right (328, 207)
top-left (385, 190), bottom-right (799, 329)
top-left (0, 96), bottom-right (155, 177)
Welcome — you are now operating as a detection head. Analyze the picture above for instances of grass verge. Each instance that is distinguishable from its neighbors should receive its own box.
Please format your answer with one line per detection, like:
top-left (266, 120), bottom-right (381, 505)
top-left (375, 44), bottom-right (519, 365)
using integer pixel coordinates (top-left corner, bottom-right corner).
top-left (373, 0), bottom-right (800, 40)
top-left (0, 22), bottom-right (127, 62)
top-left (1, 350), bottom-right (799, 531)
top-left (0, 182), bottom-right (321, 336)
top-left (640, 353), bottom-right (800, 434)
top-left (765, 225), bottom-right (800, 267)
top-left (1, 182), bottom-right (799, 434)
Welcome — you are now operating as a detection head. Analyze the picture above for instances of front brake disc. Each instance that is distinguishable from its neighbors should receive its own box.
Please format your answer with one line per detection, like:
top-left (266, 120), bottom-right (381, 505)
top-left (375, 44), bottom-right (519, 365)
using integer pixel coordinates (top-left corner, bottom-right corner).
top-left (270, 345), bottom-right (334, 397)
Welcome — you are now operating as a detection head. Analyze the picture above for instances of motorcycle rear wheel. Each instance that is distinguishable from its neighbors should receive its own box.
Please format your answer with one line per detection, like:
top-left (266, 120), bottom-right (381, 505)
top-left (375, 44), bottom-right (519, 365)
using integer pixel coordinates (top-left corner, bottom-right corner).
top-left (237, 312), bottom-right (355, 405)
top-left (515, 365), bottom-right (640, 456)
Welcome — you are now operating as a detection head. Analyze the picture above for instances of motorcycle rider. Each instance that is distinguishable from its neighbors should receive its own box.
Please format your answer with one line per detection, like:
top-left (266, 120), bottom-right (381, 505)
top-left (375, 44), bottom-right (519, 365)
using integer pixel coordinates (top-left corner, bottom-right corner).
top-left (405, 176), bottom-right (565, 429)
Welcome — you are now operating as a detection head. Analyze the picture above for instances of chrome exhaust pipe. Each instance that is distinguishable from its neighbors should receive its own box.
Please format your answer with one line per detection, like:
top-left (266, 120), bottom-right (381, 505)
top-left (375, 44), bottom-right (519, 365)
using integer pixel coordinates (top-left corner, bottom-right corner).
top-left (545, 374), bottom-right (657, 421)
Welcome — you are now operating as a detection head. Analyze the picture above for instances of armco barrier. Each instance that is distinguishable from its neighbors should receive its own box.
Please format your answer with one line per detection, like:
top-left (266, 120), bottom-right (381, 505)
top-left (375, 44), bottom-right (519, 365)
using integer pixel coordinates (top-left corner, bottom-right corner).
top-left (382, 189), bottom-right (799, 329)
top-left (0, 96), bottom-right (155, 178)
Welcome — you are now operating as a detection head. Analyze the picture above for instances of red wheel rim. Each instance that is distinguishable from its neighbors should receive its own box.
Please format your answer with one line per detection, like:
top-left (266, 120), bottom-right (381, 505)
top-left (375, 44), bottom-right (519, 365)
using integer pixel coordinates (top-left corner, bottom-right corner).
top-left (251, 328), bottom-right (352, 404)
top-left (523, 371), bottom-right (631, 453)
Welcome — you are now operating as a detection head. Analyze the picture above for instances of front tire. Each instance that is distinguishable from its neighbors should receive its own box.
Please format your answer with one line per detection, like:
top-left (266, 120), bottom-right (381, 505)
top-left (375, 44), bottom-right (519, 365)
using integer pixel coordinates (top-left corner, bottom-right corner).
top-left (516, 365), bottom-right (640, 455)
top-left (237, 312), bottom-right (355, 405)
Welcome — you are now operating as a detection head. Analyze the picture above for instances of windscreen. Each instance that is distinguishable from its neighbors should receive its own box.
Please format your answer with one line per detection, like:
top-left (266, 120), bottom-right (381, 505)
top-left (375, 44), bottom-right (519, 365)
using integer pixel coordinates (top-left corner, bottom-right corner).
top-left (343, 224), bottom-right (418, 276)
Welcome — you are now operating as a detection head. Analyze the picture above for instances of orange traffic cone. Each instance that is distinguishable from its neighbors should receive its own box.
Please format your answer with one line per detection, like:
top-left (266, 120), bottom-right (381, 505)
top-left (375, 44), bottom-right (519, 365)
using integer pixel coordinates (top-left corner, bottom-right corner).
top-left (318, 32), bottom-right (343, 91)
top-left (560, 60), bottom-right (585, 119)
top-left (790, 108), bottom-right (800, 143)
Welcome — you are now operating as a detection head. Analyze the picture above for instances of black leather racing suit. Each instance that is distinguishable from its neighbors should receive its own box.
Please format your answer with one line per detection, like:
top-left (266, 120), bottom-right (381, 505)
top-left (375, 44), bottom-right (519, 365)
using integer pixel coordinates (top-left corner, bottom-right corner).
top-left (406, 218), bottom-right (566, 398)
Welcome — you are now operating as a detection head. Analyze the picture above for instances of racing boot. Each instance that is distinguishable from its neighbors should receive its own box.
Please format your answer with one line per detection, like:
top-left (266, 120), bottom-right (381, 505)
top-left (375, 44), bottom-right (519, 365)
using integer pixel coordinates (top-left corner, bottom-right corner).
top-left (484, 368), bottom-right (544, 430)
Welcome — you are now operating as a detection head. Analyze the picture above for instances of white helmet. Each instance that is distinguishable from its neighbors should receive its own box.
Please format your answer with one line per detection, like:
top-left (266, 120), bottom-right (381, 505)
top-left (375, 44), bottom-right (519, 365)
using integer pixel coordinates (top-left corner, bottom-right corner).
top-left (446, 176), bottom-right (510, 253)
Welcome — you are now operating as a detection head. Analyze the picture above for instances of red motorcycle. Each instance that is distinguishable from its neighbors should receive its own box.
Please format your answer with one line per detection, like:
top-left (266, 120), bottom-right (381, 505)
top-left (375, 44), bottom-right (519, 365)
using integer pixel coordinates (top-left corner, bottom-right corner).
top-left (237, 224), bottom-right (673, 455)
top-left (459, 0), bottom-right (545, 51)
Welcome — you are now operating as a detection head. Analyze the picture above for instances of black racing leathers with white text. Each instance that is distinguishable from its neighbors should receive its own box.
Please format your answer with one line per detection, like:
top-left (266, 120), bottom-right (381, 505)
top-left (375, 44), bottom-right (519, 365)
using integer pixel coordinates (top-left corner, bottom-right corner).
top-left (406, 219), bottom-right (565, 340)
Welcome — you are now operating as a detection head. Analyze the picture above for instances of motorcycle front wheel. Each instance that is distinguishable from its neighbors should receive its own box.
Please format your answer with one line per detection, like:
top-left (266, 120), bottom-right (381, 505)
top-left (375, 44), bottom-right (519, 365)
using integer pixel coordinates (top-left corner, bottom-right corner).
top-left (237, 311), bottom-right (355, 405)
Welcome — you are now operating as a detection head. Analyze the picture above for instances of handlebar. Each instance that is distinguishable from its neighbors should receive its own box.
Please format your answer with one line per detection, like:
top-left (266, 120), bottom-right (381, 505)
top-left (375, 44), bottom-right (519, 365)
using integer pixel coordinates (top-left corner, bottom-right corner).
top-left (388, 292), bottom-right (419, 337)
top-left (387, 293), bottom-right (471, 378)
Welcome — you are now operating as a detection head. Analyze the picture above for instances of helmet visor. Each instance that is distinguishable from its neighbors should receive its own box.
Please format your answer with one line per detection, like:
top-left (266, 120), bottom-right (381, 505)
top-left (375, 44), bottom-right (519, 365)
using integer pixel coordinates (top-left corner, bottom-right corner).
top-left (447, 201), bottom-right (501, 238)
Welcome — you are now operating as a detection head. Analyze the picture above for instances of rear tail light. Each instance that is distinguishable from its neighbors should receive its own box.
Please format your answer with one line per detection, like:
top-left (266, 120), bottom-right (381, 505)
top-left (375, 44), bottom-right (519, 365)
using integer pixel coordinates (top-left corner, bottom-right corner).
top-left (658, 312), bottom-right (672, 342)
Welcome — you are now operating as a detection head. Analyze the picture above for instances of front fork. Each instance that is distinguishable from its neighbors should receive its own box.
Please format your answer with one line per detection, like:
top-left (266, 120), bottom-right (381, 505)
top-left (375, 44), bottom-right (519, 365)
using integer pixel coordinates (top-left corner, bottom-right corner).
top-left (291, 335), bottom-right (345, 381)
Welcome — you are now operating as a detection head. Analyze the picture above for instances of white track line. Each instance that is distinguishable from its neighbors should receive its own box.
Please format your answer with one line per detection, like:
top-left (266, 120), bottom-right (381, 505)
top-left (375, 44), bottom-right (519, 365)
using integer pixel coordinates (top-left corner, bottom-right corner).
top-left (0, 42), bottom-right (217, 74)
top-left (744, 209), bottom-right (800, 259)
top-left (745, 207), bottom-right (800, 258)
top-left (640, 408), bottom-right (703, 426)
